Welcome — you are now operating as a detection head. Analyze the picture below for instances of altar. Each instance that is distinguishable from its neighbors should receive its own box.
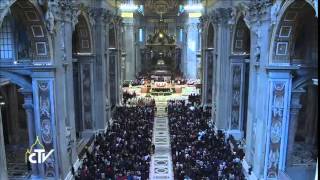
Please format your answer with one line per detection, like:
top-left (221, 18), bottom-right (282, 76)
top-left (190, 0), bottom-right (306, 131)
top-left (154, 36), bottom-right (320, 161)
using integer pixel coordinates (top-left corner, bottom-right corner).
top-left (139, 81), bottom-right (183, 95)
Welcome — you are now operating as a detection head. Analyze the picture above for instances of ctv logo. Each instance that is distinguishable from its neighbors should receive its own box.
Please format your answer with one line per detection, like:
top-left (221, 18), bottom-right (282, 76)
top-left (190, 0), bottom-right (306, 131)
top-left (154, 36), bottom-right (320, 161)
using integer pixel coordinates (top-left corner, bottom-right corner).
top-left (25, 136), bottom-right (54, 164)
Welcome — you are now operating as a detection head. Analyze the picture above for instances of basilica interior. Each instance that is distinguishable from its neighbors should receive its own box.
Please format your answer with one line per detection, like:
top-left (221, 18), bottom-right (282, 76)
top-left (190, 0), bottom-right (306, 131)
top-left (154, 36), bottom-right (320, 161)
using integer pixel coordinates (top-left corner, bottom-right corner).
top-left (0, 0), bottom-right (318, 180)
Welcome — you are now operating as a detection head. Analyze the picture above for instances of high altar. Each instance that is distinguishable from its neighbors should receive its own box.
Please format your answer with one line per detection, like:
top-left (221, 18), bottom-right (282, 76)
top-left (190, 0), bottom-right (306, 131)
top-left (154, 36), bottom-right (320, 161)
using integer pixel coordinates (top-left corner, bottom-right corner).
top-left (140, 19), bottom-right (182, 81)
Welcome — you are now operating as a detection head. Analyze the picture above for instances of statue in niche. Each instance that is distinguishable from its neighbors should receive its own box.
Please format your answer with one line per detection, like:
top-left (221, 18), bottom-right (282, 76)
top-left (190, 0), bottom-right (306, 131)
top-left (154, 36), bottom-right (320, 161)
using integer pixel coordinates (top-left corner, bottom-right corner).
top-left (228, 7), bottom-right (237, 25)
top-left (271, 0), bottom-right (282, 25)
top-left (45, 1), bottom-right (55, 34)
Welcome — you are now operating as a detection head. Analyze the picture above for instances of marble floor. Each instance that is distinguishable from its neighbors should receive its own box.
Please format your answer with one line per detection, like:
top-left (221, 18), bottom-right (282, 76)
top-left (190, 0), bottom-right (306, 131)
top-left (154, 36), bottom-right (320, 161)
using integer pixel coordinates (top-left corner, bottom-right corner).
top-left (149, 99), bottom-right (174, 180)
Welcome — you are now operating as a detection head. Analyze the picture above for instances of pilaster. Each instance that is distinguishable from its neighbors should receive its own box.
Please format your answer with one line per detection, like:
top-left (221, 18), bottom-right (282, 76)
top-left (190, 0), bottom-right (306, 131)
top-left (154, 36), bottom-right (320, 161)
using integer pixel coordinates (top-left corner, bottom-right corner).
top-left (123, 17), bottom-right (136, 80)
top-left (48, 1), bottom-right (78, 178)
top-left (32, 77), bottom-right (59, 179)
top-left (210, 7), bottom-right (233, 131)
top-left (90, 8), bottom-right (112, 131)
top-left (263, 69), bottom-right (292, 179)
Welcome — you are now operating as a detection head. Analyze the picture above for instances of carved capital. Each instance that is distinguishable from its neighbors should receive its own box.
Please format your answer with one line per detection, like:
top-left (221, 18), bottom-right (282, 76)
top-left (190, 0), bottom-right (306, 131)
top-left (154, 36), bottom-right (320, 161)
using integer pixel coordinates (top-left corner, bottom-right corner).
top-left (244, 0), bottom-right (272, 28)
top-left (89, 8), bottom-right (112, 26)
top-left (208, 8), bottom-right (233, 25)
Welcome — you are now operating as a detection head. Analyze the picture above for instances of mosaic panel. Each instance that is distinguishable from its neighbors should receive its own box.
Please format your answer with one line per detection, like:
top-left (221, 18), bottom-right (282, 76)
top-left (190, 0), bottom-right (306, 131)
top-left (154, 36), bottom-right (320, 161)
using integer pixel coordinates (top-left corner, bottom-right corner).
top-left (37, 80), bottom-right (56, 177)
top-left (279, 26), bottom-right (292, 38)
top-left (25, 11), bottom-right (40, 21)
top-left (230, 64), bottom-right (242, 129)
top-left (82, 64), bottom-right (93, 129)
top-left (35, 42), bottom-right (47, 55)
top-left (284, 11), bottom-right (297, 21)
top-left (31, 25), bottom-right (44, 37)
top-left (265, 80), bottom-right (289, 179)
top-left (276, 42), bottom-right (288, 56)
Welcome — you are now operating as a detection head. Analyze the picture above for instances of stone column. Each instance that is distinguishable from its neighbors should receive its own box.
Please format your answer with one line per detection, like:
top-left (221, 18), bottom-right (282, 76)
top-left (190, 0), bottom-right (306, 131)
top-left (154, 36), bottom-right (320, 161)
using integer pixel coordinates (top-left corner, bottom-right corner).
top-left (211, 8), bottom-right (232, 131)
top-left (90, 8), bottom-right (111, 131)
top-left (47, 2), bottom-right (77, 178)
top-left (201, 49), bottom-right (208, 105)
top-left (185, 18), bottom-right (200, 79)
top-left (240, 2), bottom-right (273, 178)
top-left (0, 99), bottom-right (8, 180)
top-left (123, 17), bottom-right (136, 80)
top-left (20, 90), bottom-right (39, 176)
top-left (8, 85), bottom-right (19, 144)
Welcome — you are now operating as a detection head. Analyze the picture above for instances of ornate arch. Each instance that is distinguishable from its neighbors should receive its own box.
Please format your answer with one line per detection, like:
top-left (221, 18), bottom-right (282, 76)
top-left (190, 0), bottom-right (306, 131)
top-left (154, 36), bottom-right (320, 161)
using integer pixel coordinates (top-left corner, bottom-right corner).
top-left (109, 21), bottom-right (116, 48)
top-left (72, 12), bottom-right (93, 54)
top-left (232, 13), bottom-right (250, 55)
top-left (269, 0), bottom-right (317, 64)
top-left (0, 0), bottom-right (52, 62)
top-left (201, 17), bottom-right (217, 50)
top-left (0, 71), bottom-right (32, 92)
top-left (207, 22), bottom-right (215, 49)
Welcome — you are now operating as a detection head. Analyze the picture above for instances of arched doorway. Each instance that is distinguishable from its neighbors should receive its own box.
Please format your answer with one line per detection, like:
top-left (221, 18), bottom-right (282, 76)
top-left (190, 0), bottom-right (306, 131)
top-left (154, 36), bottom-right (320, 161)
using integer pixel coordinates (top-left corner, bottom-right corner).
top-left (229, 15), bottom-right (250, 140)
top-left (0, 83), bottom-right (30, 178)
top-left (72, 14), bottom-right (93, 144)
top-left (276, 1), bottom-right (319, 180)
top-left (108, 23), bottom-right (117, 110)
top-left (270, 1), bottom-right (318, 179)
top-left (0, 0), bottom-right (52, 178)
top-left (203, 22), bottom-right (214, 107)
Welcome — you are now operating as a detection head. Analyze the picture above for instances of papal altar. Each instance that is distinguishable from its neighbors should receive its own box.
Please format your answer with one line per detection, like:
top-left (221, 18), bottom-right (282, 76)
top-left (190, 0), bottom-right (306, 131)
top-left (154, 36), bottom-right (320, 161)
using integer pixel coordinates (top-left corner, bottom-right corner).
top-left (123, 81), bottom-right (200, 97)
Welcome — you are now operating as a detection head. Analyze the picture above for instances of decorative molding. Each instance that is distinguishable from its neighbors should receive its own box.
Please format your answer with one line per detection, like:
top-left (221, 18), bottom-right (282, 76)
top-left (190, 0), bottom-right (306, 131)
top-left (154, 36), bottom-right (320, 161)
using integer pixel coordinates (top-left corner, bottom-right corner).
top-left (264, 76), bottom-right (291, 179)
top-left (33, 79), bottom-right (58, 178)
top-left (207, 8), bottom-right (233, 25)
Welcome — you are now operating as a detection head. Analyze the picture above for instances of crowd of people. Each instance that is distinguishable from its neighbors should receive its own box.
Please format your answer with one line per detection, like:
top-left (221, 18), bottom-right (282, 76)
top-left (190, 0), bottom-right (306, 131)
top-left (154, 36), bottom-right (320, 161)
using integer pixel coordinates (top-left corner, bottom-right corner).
top-left (188, 93), bottom-right (201, 105)
top-left (125, 97), bottom-right (156, 107)
top-left (123, 91), bottom-right (137, 104)
top-left (168, 100), bottom-right (245, 180)
top-left (75, 104), bottom-right (155, 180)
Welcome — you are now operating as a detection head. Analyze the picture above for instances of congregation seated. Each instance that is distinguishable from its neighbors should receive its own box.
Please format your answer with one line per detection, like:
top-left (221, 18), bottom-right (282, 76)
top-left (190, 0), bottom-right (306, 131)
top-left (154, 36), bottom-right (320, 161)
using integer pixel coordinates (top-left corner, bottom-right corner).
top-left (123, 91), bottom-right (136, 104)
top-left (75, 105), bottom-right (155, 180)
top-left (168, 101), bottom-right (245, 180)
top-left (126, 97), bottom-right (155, 107)
top-left (188, 93), bottom-right (201, 105)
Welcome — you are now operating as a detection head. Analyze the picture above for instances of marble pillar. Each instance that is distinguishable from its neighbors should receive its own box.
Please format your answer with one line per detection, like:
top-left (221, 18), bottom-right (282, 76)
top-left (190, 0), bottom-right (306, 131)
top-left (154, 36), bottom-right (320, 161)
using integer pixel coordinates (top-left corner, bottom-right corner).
top-left (32, 78), bottom-right (59, 178)
top-left (52, 13), bottom-right (78, 177)
top-left (185, 18), bottom-right (200, 79)
top-left (213, 8), bottom-right (232, 131)
top-left (20, 90), bottom-right (39, 176)
top-left (91, 8), bottom-right (110, 131)
top-left (123, 18), bottom-right (136, 80)
top-left (8, 85), bottom-right (19, 144)
top-left (263, 70), bottom-right (292, 179)
top-left (0, 103), bottom-right (8, 180)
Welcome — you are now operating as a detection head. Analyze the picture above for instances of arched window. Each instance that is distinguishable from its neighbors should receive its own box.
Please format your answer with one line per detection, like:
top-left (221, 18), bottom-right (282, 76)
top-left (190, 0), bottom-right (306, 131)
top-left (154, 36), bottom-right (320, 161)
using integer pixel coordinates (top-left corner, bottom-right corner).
top-left (233, 16), bottom-right (250, 54)
top-left (109, 25), bottom-right (116, 48)
top-left (0, 16), bottom-right (15, 60)
top-left (72, 15), bottom-right (91, 54)
top-left (207, 23), bottom-right (214, 48)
